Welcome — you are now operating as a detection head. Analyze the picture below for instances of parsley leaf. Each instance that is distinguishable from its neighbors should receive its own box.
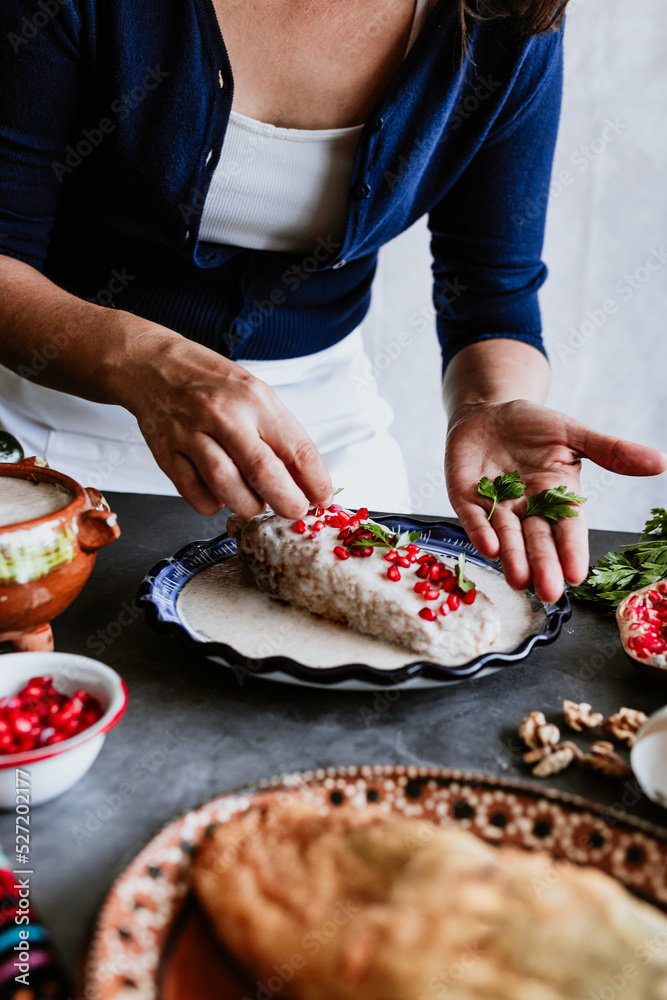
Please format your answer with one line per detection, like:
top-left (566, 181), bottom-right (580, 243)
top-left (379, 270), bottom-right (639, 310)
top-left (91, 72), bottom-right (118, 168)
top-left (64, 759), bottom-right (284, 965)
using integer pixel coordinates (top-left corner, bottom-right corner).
top-left (477, 471), bottom-right (526, 520)
top-left (570, 506), bottom-right (667, 611)
top-left (523, 486), bottom-right (586, 522)
top-left (455, 553), bottom-right (475, 593)
top-left (349, 522), bottom-right (421, 551)
top-left (333, 486), bottom-right (344, 496)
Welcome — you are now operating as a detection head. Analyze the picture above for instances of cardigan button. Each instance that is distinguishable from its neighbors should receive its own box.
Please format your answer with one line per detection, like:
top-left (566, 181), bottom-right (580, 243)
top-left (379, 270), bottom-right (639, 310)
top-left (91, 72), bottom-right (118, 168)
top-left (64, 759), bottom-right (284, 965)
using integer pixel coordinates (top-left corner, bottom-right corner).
top-left (332, 259), bottom-right (347, 269)
top-left (370, 116), bottom-right (384, 132)
top-left (354, 181), bottom-right (371, 199)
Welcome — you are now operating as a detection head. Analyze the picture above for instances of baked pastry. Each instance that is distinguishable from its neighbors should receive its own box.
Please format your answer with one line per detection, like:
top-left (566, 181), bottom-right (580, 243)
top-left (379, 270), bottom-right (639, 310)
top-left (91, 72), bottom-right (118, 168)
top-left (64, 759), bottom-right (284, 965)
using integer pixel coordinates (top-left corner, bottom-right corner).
top-left (192, 802), bottom-right (667, 1000)
top-left (227, 507), bottom-right (500, 662)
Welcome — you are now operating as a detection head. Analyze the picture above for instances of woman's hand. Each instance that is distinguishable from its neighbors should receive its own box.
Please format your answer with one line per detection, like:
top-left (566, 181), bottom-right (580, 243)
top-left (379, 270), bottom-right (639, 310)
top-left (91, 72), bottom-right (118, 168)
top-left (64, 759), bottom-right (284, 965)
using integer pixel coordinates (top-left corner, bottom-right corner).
top-left (113, 325), bottom-right (333, 519)
top-left (445, 399), bottom-right (667, 603)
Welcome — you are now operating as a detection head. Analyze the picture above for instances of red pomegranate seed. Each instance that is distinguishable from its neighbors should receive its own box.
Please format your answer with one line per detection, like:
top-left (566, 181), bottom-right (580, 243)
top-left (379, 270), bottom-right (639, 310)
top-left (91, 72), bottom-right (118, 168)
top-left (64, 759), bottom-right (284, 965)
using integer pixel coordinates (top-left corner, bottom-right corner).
top-left (429, 565), bottom-right (441, 582)
top-left (387, 566), bottom-right (401, 582)
top-left (359, 547), bottom-right (374, 558)
top-left (308, 531), bottom-right (317, 539)
top-left (349, 517), bottom-right (360, 529)
top-left (384, 551), bottom-right (399, 562)
top-left (356, 507), bottom-right (369, 520)
top-left (442, 577), bottom-right (456, 592)
top-left (293, 520), bottom-right (307, 534)
top-left (416, 565), bottom-right (430, 579)
top-left (406, 544), bottom-right (420, 554)
top-left (407, 554), bottom-right (418, 563)
top-left (312, 521), bottom-right (324, 531)
top-left (462, 589), bottom-right (477, 605)
top-left (439, 603), bottom-right (449, 616)
top-left (414, 581), bottom-right (429, 593)
top-left (308, 508), bottom-right (316, 516)
top-left (447, 594), bottom-right (460, 611)
top-left (325, 514), bottom-right (342, 528)
top-left (424, 588), bottom-right (440, 601)
top-left (439, 566), bottom-right (454, 580)
top-left (416, 554), bottom-right (436, 565)
top-left (418, 608), bottom-right (436, 621)
top-left (337, 511), bottom-right (351, 525)
top-left (333, 546), bottom-right (349, 560)
top-left (327, 504), bottom-right (342, 512)
top-left (397, 556), bottom-right (411, 568)
top-left (337, 528), bottom-right (352, 540)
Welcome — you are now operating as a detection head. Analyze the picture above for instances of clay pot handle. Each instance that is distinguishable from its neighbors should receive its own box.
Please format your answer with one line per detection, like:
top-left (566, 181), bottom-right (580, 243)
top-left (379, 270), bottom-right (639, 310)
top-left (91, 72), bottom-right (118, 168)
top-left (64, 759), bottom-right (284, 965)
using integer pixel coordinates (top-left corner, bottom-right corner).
top-left (77, 508), bottom-right (121, 553)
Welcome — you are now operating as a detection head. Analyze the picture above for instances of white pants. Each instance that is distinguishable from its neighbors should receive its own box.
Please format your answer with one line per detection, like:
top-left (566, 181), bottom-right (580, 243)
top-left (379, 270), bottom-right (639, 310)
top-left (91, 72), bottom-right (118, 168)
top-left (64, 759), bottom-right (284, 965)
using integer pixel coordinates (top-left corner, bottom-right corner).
top-left (0, 330), bottom-right (410, 511)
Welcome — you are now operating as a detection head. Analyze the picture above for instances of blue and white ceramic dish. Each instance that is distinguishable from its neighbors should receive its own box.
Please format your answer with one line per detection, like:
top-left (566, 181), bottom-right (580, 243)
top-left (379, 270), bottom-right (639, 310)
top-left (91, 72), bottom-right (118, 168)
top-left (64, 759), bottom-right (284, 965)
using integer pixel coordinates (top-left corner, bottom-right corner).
top-left (138, 516), bottom-right (571, 691)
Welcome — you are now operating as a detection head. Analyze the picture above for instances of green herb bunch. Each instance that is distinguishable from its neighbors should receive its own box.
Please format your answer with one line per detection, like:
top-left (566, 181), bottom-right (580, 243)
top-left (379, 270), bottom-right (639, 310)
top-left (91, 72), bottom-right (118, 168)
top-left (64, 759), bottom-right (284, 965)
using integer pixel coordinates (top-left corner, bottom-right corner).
top-left (570, 507), bottom-right (667, 612)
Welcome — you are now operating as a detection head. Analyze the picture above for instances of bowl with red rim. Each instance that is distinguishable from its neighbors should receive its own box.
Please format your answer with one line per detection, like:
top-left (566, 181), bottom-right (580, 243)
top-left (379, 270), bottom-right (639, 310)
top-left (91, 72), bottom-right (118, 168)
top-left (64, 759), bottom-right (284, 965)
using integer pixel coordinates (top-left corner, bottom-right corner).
top-left (0, 652), bottom-right (128, 807)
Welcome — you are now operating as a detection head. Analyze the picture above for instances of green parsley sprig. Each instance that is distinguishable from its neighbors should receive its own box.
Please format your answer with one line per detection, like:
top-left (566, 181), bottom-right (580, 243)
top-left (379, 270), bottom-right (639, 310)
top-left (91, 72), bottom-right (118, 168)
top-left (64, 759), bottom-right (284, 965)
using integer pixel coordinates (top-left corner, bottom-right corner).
top-left (524, 486), bottom-right (587, 522)
top-left (456, 553), bottom-right (475, 594)
top-left (349, 521), bottom-right (421, 552)
top-left (570, 507), bottom-right (667, 612)
top-left (477, 471), bottom-right (526, 520)
top-left (477, 473), bottom-right (586, 522)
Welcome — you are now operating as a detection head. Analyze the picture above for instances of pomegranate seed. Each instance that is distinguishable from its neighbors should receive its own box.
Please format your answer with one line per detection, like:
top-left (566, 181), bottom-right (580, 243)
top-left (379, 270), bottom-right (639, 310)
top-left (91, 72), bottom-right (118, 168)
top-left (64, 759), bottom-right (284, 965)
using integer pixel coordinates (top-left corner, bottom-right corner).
top-left (418, 608), bottom-right (436, 621)
top-left (414, 581), bottom-right (429, 593)
top-left (356, 507), bottom-right (369, 520)
top-left (406, 544), bottom-right (420, 554)
top-left (407, 554), bottom-right (418, 563)
top-left (447, 594), bottom-right (460, 611)
top-left (359, 547), bottom-right (374, 558)
top-left (308, 531), bottom-right (317, 539)
top-left (439, 566), bottom-right (454, 580)
top-left (424, 588), bottom-right (440, 601)
top-left (337, 511), bottom-right (350, 525)
top-left (325, 514), bottom-right (342, 527)
top-left (416, 565), bottom-right (430, 579)
top-left (439, 603), bottom-right (449, 616)
top-left (307, 508), bottom-right (316, 516)
top-left (333, 546), bottom-right (349, 560)
top-left (384, 551), bottom-right (399, 562)
top-left (417, 554), bottom-right (436, 565)
top-left (327, 504), bottom-right (342, 512)
top-left (397, 556), bottom-right (410, 568)
top-left (462, 589), bottom-right (477, 605)
top-left (293, 520), bottom-right (307, 534)
top-left (349, 517), bottom-right (360, 529)
top-left (0, 734), bottom-right (15, 752)
top-left (312, 521), bottom-right (324, 531)
top-left (387, 566), bottom-right (401, 582)
top-left (429, 565), bottom-right (441, 582)
top-left (337, 528), bottom-right (352, 540)
top-left (11, 713), bottom-right (34, 735)
top-left (442, 577), bottom-right (456, 592)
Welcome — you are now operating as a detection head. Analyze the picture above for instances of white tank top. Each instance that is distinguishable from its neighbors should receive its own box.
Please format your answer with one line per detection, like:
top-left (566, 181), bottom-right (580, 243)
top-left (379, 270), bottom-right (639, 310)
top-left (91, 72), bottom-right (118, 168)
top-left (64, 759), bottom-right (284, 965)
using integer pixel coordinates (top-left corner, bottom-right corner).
top-left (199, 0), bottom-right (436, 253)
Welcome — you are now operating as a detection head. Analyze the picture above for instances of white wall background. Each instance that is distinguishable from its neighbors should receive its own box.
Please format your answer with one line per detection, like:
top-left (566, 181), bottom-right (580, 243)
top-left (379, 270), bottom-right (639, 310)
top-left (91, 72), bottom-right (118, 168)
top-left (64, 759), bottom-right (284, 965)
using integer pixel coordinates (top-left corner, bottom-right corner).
top-left (362, 0), bottom-right (667, 531)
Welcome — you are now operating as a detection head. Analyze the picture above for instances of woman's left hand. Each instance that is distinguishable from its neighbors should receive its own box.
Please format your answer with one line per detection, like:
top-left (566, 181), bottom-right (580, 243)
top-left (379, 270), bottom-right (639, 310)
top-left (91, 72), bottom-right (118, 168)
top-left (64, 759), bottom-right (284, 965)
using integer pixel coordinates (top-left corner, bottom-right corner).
top-left (445, 399), bottom-right (667, 604)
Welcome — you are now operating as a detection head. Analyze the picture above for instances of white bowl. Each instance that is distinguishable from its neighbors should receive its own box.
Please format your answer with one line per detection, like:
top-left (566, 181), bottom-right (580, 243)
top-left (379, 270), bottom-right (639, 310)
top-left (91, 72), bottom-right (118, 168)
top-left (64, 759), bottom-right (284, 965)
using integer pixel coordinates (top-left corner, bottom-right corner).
top-left (630, 705), bottom-right (667, 810)
top-left (0, 652), bottom-right (128, 807)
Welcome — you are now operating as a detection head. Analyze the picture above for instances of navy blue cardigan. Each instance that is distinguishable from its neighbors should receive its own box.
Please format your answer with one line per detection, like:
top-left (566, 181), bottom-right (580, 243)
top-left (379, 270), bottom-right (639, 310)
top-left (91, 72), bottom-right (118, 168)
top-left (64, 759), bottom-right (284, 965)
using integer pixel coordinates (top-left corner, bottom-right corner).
top-left (0, 0), bottom-right (562, 367)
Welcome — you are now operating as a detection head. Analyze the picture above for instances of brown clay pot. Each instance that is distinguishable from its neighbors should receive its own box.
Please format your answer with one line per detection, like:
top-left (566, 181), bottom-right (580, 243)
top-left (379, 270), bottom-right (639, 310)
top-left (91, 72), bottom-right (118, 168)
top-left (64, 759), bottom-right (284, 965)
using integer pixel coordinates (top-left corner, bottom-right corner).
top-left (0, 458), bottom-right (120, 651)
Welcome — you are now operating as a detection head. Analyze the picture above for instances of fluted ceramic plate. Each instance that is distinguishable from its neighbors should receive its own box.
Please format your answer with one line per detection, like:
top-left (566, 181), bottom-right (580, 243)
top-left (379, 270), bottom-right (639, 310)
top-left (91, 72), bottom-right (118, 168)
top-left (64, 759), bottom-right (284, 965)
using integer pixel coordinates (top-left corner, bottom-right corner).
top-left (83, 764), bottom-right (667, 1000)
top-left (138, 516), bottom-right (570, 690)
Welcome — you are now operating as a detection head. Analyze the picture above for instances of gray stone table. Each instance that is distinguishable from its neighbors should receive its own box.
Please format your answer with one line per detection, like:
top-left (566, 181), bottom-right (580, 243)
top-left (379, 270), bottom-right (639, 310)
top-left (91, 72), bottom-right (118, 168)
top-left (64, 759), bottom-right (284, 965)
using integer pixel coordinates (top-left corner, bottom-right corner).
top-left (2, 492), bottom-right (666, 976)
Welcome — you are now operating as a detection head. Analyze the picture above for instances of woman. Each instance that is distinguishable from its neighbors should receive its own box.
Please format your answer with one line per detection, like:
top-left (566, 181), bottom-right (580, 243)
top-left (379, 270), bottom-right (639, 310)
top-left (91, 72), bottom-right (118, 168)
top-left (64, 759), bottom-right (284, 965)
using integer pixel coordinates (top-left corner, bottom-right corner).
top-left (0, 0), bottom-right (663, 604)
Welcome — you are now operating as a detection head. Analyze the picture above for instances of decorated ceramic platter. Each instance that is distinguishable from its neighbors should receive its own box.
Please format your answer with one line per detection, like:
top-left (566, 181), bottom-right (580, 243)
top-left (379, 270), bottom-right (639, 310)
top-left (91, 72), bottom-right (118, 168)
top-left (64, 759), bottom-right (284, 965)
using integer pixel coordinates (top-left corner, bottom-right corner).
top-left (138, 516), bottom-right (570, 690)
top-left (84, 764), bottom-right (667, 1000)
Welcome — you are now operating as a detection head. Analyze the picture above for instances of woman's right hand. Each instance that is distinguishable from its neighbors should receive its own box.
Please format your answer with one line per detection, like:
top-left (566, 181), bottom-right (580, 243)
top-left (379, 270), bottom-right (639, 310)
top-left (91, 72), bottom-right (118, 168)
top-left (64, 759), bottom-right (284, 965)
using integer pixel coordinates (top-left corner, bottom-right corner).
top-left (110, 320), bottom-right (334, 518)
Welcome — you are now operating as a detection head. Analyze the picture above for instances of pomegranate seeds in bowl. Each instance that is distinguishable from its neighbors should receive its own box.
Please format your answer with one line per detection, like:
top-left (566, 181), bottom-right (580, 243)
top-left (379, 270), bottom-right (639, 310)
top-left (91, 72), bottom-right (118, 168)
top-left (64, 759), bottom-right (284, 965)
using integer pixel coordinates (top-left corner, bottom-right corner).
top-left (0, 675), bottom-right (104, 755)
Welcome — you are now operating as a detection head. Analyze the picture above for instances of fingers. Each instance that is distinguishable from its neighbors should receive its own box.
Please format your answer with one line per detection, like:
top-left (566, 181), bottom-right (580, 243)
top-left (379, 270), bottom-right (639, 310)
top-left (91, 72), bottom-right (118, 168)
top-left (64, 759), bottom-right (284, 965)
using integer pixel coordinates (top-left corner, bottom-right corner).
top-left (522, 516), bottom-right (564, 605)
top-left (454, 500), bottom-right (500, 560)
top-left (553, 509), bottom-right (590, 586)
top-left (169, 452), bottom-right (222, 516)
top-left (567, 422), bottom-right (667, 477)
top-left (492, 506), bottom-right (531, 590)
top-left (263, 420), bottom-right (333, 509)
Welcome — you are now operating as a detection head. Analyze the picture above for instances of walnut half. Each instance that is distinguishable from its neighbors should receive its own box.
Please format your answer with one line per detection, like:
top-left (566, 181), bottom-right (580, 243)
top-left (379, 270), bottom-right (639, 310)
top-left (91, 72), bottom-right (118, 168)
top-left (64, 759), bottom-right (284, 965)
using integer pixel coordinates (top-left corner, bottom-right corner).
top-left (531, 742), bottom-right (581, 778)
top-left (602, 707), bottom-right (647, 748)
top-left (563, 700), bottom-right (604, 732)
top-left (580, 741), bottom-right (632, 778)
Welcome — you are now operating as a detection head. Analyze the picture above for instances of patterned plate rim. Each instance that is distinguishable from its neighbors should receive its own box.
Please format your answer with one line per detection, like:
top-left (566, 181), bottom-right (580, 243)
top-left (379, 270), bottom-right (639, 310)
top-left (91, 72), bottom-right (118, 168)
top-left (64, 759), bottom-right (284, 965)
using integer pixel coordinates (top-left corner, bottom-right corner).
top-left (137, 516), bottom-right (571, 687)
top-left (83, 764), bottom-right (667, 999)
